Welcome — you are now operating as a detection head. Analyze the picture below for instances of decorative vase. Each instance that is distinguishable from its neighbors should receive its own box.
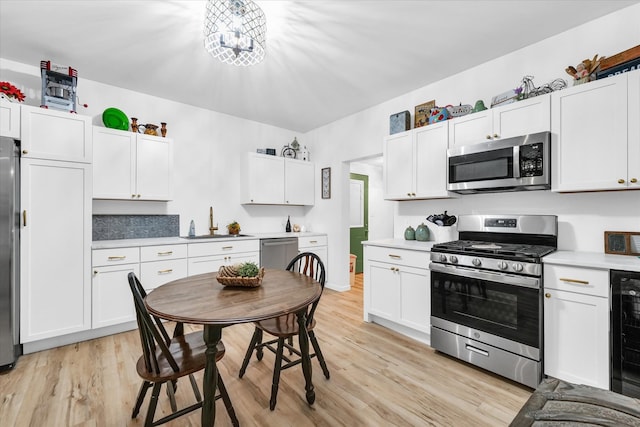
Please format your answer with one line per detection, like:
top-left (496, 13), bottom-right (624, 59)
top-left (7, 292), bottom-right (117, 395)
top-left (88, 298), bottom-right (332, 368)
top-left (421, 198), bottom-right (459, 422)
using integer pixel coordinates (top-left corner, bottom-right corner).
top-left (160, 122), bottom-right (167, 137)
top-left (415, 223), bottom-right (430, 241)
top-left (404, 226), bottom-right (415, 240)
top-left (130, 117), bottom-right (139, 133)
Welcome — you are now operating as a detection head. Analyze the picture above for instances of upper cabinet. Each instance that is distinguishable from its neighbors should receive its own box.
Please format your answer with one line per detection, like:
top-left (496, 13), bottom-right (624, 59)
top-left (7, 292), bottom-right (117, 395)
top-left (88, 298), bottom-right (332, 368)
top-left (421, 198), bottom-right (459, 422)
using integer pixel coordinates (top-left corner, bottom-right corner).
top-left (448, 94), bottom-right (551, 147)
top-left (93, 127), bottom-right (173, 201)
top-left (0, 99), bottom-right (20, 138)
top-left (384, 121), bottom-right (451, 200)
top-left (242, 152), bottom-right (315, 205)
top-left (20, 104), bottom-right (92, 163)
top-left (552, 70), bottom-right (639, 192)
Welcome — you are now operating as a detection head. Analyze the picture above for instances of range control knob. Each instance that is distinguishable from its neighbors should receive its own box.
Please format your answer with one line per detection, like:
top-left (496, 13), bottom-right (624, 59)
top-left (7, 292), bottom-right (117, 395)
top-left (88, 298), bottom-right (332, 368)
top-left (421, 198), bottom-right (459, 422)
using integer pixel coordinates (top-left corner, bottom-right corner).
top-left (449, 256), bottom-right (458, 264)
top-left (439, 254), bottom-right (447, 262)
top-left (512, 263), bottom-right (524, 272)
top-left (472, 258), bottom-right (481, 267)
top-left (497, 261), bottom-right (508, 270)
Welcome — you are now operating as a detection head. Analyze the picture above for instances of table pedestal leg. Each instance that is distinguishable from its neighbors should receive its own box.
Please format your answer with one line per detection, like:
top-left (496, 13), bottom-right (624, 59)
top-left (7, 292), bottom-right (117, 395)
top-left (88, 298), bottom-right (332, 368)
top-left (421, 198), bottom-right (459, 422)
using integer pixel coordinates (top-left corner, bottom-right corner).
top-left (296, 310), bottom-right (315, 404)
top-left (202, 325), bottom-right (221, 426)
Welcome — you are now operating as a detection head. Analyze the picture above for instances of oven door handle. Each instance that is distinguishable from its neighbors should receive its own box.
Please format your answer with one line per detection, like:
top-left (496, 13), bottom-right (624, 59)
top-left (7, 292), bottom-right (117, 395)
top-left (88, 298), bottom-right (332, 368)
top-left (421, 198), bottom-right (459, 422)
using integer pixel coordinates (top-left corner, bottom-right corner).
top-left (429, 263), bottom-right (540, 289)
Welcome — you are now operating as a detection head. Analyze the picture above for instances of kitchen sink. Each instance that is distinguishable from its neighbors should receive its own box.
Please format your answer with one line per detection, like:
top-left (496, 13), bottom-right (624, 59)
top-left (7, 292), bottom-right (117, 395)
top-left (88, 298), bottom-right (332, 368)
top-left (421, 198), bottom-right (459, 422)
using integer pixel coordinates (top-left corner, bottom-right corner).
top-left (181, 234), bottom-right (252, 240)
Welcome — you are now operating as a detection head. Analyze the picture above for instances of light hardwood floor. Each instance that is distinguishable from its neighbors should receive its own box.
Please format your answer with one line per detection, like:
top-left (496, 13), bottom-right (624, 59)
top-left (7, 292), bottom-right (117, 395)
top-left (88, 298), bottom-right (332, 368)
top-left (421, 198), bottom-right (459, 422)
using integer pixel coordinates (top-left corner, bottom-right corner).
top-left (0, 273), bottom-right (531, 426)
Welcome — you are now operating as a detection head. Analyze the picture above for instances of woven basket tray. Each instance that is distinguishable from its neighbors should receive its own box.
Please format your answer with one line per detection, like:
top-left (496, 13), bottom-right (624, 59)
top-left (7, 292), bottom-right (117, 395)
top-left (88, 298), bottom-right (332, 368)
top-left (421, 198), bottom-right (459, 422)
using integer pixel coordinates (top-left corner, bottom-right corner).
top-left (216, 267), bottom-right (265, 287)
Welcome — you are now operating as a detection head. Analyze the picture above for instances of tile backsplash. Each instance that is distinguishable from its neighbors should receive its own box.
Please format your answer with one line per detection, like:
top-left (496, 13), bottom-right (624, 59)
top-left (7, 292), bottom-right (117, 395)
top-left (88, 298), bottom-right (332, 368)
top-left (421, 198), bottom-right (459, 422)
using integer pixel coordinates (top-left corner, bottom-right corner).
top-left (93, 215), bottom-right (179, 241)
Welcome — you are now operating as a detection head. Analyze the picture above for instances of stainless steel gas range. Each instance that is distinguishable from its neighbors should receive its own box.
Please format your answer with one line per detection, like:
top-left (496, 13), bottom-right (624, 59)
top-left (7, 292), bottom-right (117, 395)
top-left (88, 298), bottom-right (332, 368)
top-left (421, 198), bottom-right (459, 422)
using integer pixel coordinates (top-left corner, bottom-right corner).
top-left (429, 214), bottom-right (557, 388)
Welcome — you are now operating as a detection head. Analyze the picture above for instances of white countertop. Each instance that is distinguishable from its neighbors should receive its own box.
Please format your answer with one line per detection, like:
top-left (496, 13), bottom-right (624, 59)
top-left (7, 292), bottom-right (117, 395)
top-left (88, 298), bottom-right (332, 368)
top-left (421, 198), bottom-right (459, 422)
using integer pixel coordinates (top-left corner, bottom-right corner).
top-left (544, 251), bottom-right (640, 272)
top-left (92, 232), bottom-right (327, 249)
top-left (362, 238), bottom-right (435, 252)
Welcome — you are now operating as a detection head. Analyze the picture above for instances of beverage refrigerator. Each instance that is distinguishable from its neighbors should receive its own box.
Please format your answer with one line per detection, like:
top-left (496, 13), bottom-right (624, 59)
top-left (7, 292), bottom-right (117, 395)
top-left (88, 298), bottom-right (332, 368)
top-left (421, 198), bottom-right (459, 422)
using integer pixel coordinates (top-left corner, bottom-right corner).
top-left (0, 136), bottom-right (21, 370)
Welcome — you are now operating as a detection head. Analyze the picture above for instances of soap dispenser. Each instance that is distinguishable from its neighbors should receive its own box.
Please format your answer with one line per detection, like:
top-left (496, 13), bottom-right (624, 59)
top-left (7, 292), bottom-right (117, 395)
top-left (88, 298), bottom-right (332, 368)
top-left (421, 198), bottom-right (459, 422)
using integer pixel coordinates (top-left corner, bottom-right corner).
top-left (188, 220), bottom-right (196, 237)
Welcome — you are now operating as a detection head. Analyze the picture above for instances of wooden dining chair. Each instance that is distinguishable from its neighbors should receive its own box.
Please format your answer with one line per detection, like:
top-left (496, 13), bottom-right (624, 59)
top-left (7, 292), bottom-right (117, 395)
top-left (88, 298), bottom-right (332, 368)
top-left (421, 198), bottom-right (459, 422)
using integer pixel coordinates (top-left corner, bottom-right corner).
top-left (127, 272), bottom-right (239, 427)
top-left (238, 252), bottom-right (330, 410)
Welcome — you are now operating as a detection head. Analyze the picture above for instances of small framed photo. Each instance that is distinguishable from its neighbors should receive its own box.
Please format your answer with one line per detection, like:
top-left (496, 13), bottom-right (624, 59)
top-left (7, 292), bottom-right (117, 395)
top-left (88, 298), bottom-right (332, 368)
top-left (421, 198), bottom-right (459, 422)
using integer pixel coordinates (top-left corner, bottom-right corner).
top-left (321, 167), bottom-right (331, 199)
top-left (414, 100), bottom-right (435, 128)
top-left (604, 231), bottom-right (640, 255)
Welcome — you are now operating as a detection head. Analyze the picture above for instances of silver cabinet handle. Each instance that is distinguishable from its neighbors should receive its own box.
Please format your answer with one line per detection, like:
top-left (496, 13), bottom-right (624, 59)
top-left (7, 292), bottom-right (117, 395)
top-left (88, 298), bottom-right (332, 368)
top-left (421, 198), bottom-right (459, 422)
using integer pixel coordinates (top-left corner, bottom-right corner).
top-left (222, 246), bottom-right (233, 250)
top-left (559, 277), bottom-right (589, 285)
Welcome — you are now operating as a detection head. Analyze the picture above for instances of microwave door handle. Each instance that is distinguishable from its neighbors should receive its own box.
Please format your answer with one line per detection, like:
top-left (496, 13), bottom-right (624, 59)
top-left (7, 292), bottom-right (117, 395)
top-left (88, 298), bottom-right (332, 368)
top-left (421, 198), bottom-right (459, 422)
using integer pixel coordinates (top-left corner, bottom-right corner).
top-left (513, 146), bottom-right (520, 178)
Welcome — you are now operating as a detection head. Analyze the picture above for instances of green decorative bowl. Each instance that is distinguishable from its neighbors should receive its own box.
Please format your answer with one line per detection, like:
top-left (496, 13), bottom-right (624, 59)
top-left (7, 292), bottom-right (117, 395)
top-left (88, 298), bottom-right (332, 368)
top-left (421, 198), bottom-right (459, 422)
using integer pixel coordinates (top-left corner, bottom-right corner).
top-left (102, 108), bottom-right (129, 130)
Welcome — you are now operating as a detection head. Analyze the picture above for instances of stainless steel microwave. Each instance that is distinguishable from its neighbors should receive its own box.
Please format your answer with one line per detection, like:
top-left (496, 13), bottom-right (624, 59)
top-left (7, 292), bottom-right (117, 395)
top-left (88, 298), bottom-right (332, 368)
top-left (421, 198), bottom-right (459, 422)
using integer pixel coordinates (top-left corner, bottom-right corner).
top-left (447, 131), bottom-right (550, 194)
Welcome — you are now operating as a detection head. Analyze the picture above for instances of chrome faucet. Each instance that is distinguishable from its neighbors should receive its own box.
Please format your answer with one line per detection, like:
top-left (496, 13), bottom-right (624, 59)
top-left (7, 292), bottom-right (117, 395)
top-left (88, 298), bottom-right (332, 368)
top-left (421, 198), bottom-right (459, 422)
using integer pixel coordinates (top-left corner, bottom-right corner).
top-left (209, 206), bottom-right (218, 235)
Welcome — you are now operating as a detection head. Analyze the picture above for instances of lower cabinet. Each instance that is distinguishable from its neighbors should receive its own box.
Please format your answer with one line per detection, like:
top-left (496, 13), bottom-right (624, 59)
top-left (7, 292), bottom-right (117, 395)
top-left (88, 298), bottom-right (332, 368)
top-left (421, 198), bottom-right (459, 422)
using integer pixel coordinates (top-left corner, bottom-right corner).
top-left (92, 263), bottom-right (140, 329)
top-left (298, 235), bottom-right (328, 279)
top-left (364, 245), bottom-right (431, 334)
top-left (543, 264), bottom-right (609, 389)
top-left (187, 239), bottom-right (259, 276)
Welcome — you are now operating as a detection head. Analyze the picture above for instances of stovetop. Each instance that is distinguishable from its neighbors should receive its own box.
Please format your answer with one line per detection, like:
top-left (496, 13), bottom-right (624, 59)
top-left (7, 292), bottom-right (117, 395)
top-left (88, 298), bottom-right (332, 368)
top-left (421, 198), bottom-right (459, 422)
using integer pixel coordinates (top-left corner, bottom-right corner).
top-left (431, 239), bottom-right (556, 260)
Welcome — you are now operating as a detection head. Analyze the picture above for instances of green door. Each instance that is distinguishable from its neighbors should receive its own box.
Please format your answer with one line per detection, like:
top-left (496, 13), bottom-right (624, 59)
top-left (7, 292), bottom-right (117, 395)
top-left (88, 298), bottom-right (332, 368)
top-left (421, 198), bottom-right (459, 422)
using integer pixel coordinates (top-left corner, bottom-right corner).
top-left (349, 173), bottom-right (368, 273)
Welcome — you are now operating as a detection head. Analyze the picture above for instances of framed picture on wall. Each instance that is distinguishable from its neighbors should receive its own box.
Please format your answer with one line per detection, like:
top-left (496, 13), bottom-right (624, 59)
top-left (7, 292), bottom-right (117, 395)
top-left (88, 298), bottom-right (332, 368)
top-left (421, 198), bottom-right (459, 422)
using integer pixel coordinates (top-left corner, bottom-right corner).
top-left (321, 167), bottom-right (331, 199)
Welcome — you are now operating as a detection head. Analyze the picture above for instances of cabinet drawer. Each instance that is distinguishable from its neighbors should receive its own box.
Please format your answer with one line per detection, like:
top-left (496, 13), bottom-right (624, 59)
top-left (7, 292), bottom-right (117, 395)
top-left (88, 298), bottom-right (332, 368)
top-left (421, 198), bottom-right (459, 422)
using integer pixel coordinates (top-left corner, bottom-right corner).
top-left (365, 246), bottom-right (430, 268)
top-left (140, 259), bottom-right (188, 290)
top-left (140, 244), bottom-right (187, 262)
top-left (544, 264), bottom-right (608, 298)
top-left (93, 247), bottom-right (140, 266)
top-left (187, 239), bottom-right (259, 257)
top-left (298, 235), bottom-right (327, 248)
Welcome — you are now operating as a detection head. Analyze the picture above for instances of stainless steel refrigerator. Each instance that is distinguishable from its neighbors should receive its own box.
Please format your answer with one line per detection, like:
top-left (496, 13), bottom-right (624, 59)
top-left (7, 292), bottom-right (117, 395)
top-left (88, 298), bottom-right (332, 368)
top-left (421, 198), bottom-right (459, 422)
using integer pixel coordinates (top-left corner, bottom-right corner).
top-left (0, 136), bottom-right (21, 370)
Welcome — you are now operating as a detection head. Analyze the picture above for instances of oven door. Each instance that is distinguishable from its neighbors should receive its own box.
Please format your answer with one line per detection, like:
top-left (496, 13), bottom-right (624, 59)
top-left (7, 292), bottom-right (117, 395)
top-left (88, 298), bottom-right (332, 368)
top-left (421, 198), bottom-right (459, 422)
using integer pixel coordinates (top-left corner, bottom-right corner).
top-left (430, 263), bottom-right (541, 350)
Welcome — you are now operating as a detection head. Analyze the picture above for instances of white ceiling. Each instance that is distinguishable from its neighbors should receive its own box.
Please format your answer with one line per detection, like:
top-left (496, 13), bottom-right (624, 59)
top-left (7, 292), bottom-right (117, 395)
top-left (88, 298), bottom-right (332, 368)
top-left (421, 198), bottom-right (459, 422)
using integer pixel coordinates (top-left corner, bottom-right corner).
top-left (0, 1), bottom-right (637, 132)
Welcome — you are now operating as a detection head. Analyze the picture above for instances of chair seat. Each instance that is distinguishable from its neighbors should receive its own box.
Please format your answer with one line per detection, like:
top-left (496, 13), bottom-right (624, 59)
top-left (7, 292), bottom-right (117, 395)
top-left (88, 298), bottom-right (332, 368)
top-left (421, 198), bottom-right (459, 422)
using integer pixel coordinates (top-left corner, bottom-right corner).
top-left (136, 331), bottom-right (225, 382)
top-left (255, 313), bottom-right (316, 337)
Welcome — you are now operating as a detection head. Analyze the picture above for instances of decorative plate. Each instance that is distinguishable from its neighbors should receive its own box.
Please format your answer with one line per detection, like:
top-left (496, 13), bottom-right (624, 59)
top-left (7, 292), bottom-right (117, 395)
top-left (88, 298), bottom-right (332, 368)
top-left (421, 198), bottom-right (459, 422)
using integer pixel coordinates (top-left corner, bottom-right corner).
top-left (102, 108), bottom-right (129, 130)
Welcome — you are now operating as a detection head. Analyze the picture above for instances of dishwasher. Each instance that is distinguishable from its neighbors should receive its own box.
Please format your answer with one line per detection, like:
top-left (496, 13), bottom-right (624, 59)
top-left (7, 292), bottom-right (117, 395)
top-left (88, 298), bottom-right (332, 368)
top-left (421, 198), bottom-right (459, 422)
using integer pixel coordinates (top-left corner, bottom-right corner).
top-left (260, 238), bottom-right (298, 270)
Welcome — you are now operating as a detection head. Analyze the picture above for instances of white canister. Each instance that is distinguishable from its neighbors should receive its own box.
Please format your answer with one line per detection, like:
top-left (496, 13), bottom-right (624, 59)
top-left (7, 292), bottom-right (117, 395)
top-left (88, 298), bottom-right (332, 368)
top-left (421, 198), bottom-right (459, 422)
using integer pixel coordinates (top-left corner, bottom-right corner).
top-left (428, 224), bottom-right (459, 243)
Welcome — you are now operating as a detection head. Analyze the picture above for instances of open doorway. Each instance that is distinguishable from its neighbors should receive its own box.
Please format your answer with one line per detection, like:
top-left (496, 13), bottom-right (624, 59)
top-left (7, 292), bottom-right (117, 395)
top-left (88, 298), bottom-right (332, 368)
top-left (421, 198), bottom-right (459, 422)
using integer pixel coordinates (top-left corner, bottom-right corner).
top-left (349, 173), bottom-right (368, 273)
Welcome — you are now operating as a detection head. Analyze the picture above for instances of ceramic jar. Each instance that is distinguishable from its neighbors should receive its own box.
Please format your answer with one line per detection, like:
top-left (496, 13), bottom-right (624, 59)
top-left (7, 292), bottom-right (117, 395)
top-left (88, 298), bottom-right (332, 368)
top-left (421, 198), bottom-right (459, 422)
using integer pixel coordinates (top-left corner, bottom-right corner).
top-left (415, 223), bottom-right (430, 241)
top-left (404, 225), bottom-right (415, 240)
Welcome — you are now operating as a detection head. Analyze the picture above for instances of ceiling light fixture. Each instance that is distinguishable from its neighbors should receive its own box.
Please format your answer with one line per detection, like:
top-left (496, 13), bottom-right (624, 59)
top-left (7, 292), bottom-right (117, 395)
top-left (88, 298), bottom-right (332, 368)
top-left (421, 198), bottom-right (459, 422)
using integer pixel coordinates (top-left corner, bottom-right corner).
top-left (203, 0), bottom-right (266, 66)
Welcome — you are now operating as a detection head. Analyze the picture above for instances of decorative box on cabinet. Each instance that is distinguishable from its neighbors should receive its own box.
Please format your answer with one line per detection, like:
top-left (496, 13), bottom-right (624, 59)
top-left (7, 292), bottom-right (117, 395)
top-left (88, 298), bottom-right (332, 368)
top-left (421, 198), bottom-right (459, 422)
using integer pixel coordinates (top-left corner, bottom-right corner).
top-left (543, 264), bottom-right (609, 390)
top-left (0, 98), bottom-right (20, 138)
top-left (20, 104), bottom-right (92, 163)
top-left (363, 245), bottom-right (431, 336)
top-left (187, 239), bottom-right (259, 276)
top-left (93, 126), bottom-right (173, 200)
top-left (384, 122), bottom-right (451, 200)
top-left (448, 94), bottom-right (551, 147)
top-left (242, 152), bottom-right (315, 205)
top-left (552, 69), bottom-right (639, 192)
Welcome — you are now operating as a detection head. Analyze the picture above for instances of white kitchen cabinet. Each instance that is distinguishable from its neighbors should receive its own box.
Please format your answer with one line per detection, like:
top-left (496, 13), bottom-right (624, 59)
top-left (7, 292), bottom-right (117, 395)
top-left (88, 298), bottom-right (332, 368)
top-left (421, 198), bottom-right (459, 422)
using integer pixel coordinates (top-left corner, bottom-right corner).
top-left (139, 243), bottom-right (188, 290)
top-left (20, 104), bottom-right (91, 163)
top-left (298, 235), bottom-right (328, 279)
top-left (20, 158), bottom-right (92, 343)
top-left (242, 153), bottom-right (315, 205)
top-left (187, 239), bottom-right (260, 276)
top-left (92, 126), bottom-right (173, 200)
top-left (364, 246), bottom-right (431, 334)
top-left (552, 69), bottom-right (640, 192)
top-left (448, 94), bottom-right (551, 147)
top-left (543, 264), bottom-right (609, 389)
top-left (384, 122), bottom-right (451, 200)
top-left (92, 262), bottom-right (139, 329)
top-left (0, 98), bottom-right (20, 138)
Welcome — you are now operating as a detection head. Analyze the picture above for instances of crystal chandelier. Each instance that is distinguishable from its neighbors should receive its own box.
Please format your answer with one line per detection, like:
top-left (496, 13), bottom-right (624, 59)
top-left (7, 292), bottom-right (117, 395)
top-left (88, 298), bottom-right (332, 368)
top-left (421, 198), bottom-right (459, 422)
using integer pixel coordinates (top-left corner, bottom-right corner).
top-left (203, 0), bottom-right (266, 66)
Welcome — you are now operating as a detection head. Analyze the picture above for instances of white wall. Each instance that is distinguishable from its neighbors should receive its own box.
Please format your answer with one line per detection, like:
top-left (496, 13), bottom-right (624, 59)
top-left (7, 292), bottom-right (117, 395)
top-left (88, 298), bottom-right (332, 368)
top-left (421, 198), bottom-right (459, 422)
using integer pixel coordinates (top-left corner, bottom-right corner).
top-left (349, 161), bottom-right (394, 241)
top-left (304, 4), bottom-right (640, 290)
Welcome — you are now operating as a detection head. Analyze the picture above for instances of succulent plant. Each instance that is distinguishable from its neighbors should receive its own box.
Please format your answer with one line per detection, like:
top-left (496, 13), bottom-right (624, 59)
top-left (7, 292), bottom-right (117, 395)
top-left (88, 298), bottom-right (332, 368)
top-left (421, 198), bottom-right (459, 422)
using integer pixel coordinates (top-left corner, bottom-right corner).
top-left (237, 261), bottom-right (259, 277)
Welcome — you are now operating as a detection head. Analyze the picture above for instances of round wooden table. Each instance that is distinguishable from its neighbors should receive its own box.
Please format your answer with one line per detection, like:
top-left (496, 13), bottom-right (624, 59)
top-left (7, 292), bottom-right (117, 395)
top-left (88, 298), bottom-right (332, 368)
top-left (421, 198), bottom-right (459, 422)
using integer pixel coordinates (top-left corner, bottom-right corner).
top-left (145, 269), bottom-right (322, 426)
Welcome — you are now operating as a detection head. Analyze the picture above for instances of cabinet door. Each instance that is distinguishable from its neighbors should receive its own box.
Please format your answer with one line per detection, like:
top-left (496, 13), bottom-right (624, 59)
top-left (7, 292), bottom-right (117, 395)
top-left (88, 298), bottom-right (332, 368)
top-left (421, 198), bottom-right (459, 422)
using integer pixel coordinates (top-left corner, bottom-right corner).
top-left (493, 94), bottom-right (550, 139)
top-left (367, 261), bottom-right (399, 320)
top-left (20, 105), bottom-right (91, 163)
top-left (285, 159), bottom-right (314, 205)
top-left (544, 288), bottom-right (609, 389)
top-left (300, 246), bottom-right (328, 281)
top-left (384, 131), bottom-right (414, 199)
top-left (628, 70), bottom-right (640, 188)
top-left (92, 127), bottom-right (136, 199)
top-left (414, 122), bottom-right (450, 198)
top-left (92, 264), bottom-right (139, 329)
top-left (398, 266), bottom-right (430, 333)
top-left (448, 109), bottom-right (492, 147)
top-left (243, 153), bottom-right (285, 204)
top-left (140, 258), bottom-right (187, 291)
top-left (0, 99), bottom-right (20, 138)
top-left (552, 74), bottom-right (628, 191)
top-left (20, 159), bottom-right (92, 343)
top-left (136, 134), bottom-right (172, 200)
top-left (225, 251), bottom-right (259, 267)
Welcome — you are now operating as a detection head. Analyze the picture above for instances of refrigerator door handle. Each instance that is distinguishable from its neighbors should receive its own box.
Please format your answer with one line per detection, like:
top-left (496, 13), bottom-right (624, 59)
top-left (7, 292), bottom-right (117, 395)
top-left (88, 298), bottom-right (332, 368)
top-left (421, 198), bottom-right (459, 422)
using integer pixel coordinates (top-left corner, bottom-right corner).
top-left (22, 210), bottom-right (26, 227)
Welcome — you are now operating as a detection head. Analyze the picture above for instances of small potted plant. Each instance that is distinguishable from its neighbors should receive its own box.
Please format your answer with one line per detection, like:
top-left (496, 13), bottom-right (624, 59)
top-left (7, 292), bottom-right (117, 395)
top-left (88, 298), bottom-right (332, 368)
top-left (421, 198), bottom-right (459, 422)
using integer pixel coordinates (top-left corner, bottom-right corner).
top-left (227, 221), bottom-right (241, 235)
